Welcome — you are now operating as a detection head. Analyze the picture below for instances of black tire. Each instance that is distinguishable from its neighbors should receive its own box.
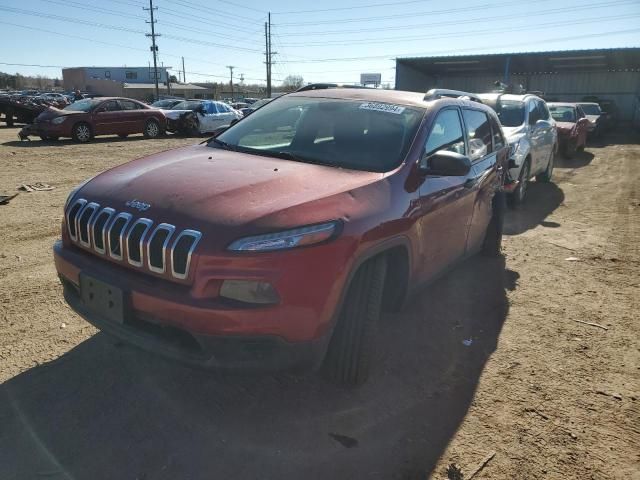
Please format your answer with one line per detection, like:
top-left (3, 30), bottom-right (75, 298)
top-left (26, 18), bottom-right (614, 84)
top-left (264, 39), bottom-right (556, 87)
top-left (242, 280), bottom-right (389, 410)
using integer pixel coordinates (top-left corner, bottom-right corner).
top-left (482, 191), bottom-right (506, 257)
top-left (143, 119), bottom-right (161, 138)
top-left (322, 255), bottom-right (388, 386)
top-left (39, 135), bottom-right (50, 141)
top-left (72, 122), bottom-right (92, 143)
top-left (508, 158), bottom-right (530, 208)
top-left (536, 147), bottom-right (555, 183)
top-left (563, 140), bottom-right (576, 159)
top-left (118, 133), bottom-right (129, 139)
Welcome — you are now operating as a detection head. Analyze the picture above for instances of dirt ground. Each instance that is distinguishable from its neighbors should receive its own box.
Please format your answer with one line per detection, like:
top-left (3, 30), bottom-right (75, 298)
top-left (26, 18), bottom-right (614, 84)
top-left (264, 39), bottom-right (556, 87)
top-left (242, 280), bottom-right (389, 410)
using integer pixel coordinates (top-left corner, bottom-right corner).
top-left (0, 127), bottom-right (638, 480)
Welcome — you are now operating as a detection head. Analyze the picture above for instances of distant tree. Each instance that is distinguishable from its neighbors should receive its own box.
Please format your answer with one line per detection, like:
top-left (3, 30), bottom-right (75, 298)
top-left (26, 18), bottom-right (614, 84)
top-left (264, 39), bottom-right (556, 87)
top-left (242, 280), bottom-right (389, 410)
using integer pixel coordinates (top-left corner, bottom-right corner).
top-left (169, 75), bottom-right (178, 83)
top-left (281, 75), bottom-right (304, 91)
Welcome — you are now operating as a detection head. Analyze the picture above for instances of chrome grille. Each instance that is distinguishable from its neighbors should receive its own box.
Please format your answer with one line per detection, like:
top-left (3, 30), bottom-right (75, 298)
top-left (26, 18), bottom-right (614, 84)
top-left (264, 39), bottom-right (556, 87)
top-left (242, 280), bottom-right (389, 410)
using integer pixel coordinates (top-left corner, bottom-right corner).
top-left (65, 198), bottom-right (202, 280)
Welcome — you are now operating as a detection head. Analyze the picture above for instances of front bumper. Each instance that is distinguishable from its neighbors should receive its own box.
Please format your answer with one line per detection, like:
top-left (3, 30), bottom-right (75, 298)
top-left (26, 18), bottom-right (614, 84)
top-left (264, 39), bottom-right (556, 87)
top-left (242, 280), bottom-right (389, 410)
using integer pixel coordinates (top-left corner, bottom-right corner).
top-left (54, 240), bottom-right (347, 371)
top-left (26, 121), bottom-right (71, 138)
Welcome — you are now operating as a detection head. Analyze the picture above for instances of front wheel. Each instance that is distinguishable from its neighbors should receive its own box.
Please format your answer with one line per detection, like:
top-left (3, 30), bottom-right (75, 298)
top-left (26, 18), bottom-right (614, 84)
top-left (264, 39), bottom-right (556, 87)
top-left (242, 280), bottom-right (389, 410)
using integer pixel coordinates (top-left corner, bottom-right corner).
top-left (143, 119), bottom-right (161, 138)
top-left (508, 159), bottom-right (530, 207)
top-left (482, 191), bottom-right (505, 257)
top-left (563, 140), bottom-right (577, 159)
top-left (72, 122), bottom-right (92, 143)
top-left (536, 148), bottom-right (555, 183)
top-left (322, 256), bottom-right (387, 386)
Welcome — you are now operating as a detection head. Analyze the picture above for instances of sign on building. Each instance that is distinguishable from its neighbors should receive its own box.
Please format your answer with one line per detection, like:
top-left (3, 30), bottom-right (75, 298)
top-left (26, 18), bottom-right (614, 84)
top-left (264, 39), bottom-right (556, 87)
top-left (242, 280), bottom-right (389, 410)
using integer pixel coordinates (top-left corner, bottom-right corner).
top-left (360, 73), bottom-right (382, 86)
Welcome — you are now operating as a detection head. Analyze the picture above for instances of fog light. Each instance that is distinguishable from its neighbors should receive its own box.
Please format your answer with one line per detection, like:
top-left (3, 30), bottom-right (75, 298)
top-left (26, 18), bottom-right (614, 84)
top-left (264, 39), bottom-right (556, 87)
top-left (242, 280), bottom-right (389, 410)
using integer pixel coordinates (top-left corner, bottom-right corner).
top-left (219, 280), bottom-right (280, 305)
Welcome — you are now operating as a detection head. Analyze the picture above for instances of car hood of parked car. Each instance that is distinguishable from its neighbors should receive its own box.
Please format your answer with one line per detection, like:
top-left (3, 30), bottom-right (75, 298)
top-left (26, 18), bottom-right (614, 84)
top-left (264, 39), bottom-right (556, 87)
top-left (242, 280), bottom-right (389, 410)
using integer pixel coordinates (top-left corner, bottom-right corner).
top-left (555, 121), bottom-right (576, 132)
top-left (501, 125), bottom-right (527, 144)
top-left (75, 144), bottom-right (384, 242)
top-left (584, 114), bottom-right (600, 124)
top-left (161, 109), bottom-right (196, 120)
top-left (36, 107), bottom-right (84, 121)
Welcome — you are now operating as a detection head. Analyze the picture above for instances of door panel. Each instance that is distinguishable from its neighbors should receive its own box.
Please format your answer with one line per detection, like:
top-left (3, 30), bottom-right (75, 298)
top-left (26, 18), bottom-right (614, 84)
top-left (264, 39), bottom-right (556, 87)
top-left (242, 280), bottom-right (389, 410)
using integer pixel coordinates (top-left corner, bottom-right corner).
top-left (92, 101), bottom-right (122, 135)
top-left (415, 108), bottom-right (476, 283)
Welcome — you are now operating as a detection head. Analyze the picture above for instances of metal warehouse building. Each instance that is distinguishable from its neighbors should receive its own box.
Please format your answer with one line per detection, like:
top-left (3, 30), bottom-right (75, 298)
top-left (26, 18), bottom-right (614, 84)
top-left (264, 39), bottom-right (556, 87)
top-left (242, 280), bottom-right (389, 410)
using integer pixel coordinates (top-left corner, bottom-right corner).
top-left (395, 48), bottom-right (640, 121)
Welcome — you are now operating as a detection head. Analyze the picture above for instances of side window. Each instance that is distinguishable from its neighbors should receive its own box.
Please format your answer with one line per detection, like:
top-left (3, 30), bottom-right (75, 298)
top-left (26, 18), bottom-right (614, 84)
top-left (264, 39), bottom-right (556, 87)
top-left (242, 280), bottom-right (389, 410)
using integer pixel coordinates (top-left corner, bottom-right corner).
top-left (99, 100), bottom-right (120, 112)
top-left (217, 103), bottom-right (229, 113)
top-left (462, 109), bottom-right (493, 160)
top-left (576, 106), bottom-right (585, 119)
top-left (424, 109), bottom-right (466, 157)
top-left (119, 100), bottom-right (138, 110)
top-left (528, 100), bottom-right (540, 125)
top-left (488, 113), bottom-right (505, 150)
top-left (537, 100), bottom-right (550, 121)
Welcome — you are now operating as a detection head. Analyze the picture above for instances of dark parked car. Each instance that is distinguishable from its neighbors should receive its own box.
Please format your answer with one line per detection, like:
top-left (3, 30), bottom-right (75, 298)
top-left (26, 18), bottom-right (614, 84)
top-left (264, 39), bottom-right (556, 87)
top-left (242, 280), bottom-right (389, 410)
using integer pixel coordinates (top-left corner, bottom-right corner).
top-left (548, 103), bottom-right (590, 158)
top-left (29, 97), bottom-right (166, 142)
top-left (55, 87), bottom-right (508, 385)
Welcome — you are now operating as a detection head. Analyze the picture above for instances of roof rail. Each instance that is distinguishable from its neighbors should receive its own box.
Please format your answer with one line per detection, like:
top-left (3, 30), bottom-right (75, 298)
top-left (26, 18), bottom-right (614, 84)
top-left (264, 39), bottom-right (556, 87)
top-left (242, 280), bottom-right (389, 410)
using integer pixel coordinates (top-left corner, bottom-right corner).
top-left (424, 88), bottom-right (483, 103)
top-left (296, 83), bottom-right (371, 92)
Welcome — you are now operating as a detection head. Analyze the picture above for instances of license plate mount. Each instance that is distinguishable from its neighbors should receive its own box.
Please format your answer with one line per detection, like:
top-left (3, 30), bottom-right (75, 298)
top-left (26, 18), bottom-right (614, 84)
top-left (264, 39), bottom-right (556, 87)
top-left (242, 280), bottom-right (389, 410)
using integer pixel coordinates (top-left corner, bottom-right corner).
top-left (79, 274), bottom-right (125, 324)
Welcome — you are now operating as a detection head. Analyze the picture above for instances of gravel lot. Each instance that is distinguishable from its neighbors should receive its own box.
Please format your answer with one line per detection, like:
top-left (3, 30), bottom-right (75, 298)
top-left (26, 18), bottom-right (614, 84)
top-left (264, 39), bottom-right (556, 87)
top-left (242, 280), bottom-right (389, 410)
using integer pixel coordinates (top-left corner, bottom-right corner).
top-left (0, 127), bottom-right (638, 479)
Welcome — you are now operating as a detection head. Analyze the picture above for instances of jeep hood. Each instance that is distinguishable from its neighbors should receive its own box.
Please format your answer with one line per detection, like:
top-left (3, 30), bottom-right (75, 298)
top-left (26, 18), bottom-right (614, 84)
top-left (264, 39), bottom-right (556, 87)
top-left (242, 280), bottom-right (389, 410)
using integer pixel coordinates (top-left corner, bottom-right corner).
top-left (76, 144), bottom-right (383, 241)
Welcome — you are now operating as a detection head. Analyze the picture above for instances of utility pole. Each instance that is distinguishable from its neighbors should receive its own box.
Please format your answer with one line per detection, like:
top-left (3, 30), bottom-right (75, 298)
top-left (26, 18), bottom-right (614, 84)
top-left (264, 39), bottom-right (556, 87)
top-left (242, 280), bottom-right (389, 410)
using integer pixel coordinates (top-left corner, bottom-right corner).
top-left (266, 12), bottom-right (272, 97)
top-left (182, 56), bottom-right (186, 84)
top-left (144, 0), bottom-right (160, 101)
top-left (227, 65), bottom-right (235, 100)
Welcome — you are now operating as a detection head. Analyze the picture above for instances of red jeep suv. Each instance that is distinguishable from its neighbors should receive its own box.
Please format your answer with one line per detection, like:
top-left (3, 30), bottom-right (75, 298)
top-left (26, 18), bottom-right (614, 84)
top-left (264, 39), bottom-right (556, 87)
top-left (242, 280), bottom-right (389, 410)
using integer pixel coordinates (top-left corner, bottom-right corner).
top-left (54, 87), bottom-right (508, 385)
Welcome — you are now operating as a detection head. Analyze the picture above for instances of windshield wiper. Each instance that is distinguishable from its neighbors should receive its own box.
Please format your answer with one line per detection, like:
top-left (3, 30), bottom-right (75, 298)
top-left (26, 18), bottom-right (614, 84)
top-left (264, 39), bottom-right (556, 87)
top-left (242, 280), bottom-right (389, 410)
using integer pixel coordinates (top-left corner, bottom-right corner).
top-left (210, 138), bottom-right (236, 151)
top-left (264, 150), bottom-right (332, 166)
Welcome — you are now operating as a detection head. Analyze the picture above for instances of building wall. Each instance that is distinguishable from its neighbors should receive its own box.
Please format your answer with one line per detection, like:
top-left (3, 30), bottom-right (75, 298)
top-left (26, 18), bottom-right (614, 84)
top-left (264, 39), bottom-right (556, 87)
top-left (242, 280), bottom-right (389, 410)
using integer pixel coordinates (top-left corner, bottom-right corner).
top-left (62, 68), bottom-right (87, 91)
top-left (63, 67), bottom-right (168, 86)
top-left (396, 63), bottom-right (640, 121)
top-left (84, 78), bottom-right (125, 97)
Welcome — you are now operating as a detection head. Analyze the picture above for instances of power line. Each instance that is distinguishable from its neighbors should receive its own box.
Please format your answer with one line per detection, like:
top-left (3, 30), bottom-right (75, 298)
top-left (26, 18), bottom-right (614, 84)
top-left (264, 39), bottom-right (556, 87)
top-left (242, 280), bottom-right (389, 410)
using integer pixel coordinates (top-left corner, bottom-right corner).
top-left (273, 0), bottom-right (634, 28)
top-left (274, 0), bottom-right (436, 14)
top-left (276, 28), bottom-right (640, 63)
top-left (0, 21), bottom-right (262, 76)
top-left (278, 13), bottom-right (640, 47)
top-left (0, 6), bottom-right (263, 53)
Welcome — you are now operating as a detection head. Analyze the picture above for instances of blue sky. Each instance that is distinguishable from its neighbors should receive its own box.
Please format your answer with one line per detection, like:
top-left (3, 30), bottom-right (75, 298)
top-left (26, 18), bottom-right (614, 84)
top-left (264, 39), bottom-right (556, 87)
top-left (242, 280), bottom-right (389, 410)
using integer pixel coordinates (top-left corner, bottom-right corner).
top-left (1, 0), bottom-right (639, 87)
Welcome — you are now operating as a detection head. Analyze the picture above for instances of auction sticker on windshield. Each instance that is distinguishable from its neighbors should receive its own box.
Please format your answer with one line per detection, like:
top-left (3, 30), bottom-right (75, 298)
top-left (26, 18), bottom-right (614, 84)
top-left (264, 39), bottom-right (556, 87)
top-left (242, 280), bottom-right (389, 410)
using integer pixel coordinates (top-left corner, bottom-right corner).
top-left (359, 102), bottom-right (406, 114)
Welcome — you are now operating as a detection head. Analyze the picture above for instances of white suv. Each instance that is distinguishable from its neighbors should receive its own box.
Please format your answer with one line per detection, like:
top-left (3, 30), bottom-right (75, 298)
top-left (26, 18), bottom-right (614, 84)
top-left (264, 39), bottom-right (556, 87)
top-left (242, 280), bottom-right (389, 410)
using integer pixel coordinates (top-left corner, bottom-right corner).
top-left (478, 93), bottom-right (557, 206)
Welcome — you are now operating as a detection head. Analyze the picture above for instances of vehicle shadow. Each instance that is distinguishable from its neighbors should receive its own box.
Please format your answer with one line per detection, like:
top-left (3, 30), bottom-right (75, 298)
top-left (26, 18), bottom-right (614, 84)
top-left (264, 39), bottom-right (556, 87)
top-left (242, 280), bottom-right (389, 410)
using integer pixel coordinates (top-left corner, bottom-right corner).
top-left (1, 134), bottom-right (166, 148)
top-left (504, 182), bottom-right (565, 236)
top-left (0, 256), bottom-right (513, 480)
top-left (557, 150), bottom-right (594, 168)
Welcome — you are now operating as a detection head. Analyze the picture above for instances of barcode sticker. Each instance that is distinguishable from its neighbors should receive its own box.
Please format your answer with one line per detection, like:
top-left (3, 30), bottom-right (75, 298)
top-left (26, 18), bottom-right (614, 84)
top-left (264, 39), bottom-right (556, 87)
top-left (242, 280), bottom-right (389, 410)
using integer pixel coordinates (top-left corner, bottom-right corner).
top-left (359, 102), bottom-right (406, 114)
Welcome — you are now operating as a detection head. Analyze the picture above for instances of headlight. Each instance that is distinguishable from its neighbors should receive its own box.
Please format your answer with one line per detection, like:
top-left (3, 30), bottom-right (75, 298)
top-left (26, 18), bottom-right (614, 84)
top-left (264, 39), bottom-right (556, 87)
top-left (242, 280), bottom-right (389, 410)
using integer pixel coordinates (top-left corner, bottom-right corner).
top-left (228, 221), bottom-right (340, 252)
top-left (51, 116), bottom-right (67, 125)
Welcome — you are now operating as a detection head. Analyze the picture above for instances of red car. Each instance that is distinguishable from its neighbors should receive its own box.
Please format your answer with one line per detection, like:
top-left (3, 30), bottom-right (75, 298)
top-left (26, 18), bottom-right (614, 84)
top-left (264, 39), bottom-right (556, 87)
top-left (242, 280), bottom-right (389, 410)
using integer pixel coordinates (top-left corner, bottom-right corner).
top-left (29, 97), bottom-right (166, 142)
top-left (54, 87), bottom-right (508, 384)
top-left (547, 103), bottom-right (590, 158)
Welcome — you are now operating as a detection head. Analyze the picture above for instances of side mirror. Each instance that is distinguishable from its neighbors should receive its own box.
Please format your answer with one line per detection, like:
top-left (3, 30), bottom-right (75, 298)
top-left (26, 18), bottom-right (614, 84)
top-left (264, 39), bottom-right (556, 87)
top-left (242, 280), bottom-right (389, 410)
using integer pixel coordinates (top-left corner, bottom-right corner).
top-left (536, 119), bottom-right (551, 128)
top-left (419, 150), bottom-right (472, 176)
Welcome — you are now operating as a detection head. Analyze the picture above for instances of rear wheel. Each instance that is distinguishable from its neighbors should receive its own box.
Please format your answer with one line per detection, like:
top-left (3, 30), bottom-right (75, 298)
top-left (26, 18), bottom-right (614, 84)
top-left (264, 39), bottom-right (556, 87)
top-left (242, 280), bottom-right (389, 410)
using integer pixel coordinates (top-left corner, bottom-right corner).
top-left (536, 147), bottom-right (555, 183)
top-left (322, 256), bottom-right (387, 386)
top-left (72, 122), bottom-right (91, 143)
top-left (143, 119), bottom-right (160, 138)
top-left (508, 159), bottom-right (530, 207)
top-left (482, 191), bottom-right (505, 257)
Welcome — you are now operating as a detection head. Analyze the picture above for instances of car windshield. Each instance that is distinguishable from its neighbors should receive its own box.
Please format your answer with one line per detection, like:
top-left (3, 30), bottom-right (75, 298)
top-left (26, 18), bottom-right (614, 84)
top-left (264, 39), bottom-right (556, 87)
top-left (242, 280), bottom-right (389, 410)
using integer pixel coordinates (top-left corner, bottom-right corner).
top-left (212, 96), bottom-right (424, 172)
top-left (549, 106), bottom-right (576, 122)
top-left (579, 104), bottom-right (601, 115)
top-left (495, 100), bottom-right (525, 127)
top-left (63, 99), bottom-right (101, 112)
top-left (172, 101), bottom-right (203, 111)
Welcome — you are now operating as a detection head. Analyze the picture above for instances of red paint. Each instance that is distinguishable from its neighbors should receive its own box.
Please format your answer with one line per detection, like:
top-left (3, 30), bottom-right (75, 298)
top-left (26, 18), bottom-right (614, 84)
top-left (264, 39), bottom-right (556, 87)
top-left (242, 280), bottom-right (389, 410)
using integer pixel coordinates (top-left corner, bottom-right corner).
top-left (32, 97), bottom-right (166, 140)
top-left (54, 89), bottom-right (508, 361)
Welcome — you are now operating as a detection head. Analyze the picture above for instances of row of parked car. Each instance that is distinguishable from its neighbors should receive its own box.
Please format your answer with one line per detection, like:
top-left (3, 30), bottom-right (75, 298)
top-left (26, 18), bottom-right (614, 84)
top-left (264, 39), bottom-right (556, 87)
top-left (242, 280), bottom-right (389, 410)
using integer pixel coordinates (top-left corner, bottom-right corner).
top-left (15, 96), bottom-right (276, 142)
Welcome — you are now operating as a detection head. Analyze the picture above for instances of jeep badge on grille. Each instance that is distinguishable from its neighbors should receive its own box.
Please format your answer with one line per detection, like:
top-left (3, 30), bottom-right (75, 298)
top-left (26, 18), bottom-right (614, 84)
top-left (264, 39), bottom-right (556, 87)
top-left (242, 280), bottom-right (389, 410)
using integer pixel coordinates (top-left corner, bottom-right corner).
top-left (125, 199), bottom-right (151, 212)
